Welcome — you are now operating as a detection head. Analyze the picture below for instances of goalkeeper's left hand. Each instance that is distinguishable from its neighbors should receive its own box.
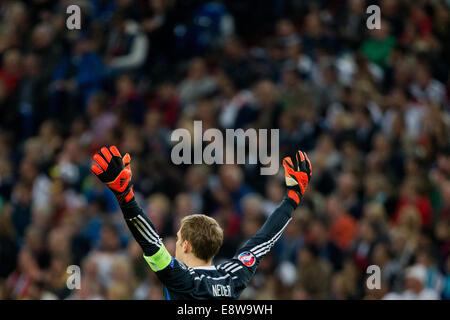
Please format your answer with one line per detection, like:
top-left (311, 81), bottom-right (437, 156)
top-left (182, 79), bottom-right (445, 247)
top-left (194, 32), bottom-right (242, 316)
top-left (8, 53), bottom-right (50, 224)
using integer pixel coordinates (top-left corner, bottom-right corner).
top-left (91, 145), bottom-right (134, 204)
top-left (283, 150), bottom-right (312, 206)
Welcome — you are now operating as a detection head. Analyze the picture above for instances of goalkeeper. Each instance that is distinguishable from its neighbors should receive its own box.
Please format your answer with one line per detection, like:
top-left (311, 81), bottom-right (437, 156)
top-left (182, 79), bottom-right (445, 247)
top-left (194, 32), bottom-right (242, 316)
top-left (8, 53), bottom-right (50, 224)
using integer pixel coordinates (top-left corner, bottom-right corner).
top-left (91, 146), bottom-right (312, 300)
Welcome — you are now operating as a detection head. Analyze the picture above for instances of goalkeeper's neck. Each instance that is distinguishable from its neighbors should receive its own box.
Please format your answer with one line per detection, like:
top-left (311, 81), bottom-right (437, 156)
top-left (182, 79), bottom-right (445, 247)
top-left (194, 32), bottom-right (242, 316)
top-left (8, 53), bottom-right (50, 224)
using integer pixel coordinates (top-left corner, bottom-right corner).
top-left (181, 253), bottom-right (214, 269)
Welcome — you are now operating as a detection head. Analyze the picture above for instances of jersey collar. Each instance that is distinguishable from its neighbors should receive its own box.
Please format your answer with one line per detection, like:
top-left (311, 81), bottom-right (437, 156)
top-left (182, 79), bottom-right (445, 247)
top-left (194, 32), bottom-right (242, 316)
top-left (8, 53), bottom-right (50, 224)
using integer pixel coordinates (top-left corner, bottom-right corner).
top-left (192, 265), bottom-right (216, 270)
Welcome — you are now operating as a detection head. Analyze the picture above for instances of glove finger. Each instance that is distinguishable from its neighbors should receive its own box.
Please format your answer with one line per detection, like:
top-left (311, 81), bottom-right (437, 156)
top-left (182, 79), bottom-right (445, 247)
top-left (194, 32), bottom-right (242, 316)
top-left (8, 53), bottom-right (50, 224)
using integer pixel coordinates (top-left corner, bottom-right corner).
top-left (91, 163), bottom-right (104, 175)
top-left (283, 157), bottom-right (296, 181)
top-left (109, 145), bottom-right (121, 157)
top-left (93, 154), bottom-right (108, 171)
top-left (298, 150), bottom-right (305, 162)
top-left (298, 153), bottom-right (306, 173)
top-left (101, 147), bottom-right (112, 162)
top-left (304, 152), bottom-right (312, 177)
top-left (294, 152), bottom-right (300, 170)
top-left (122, 153), bottom-right (131, 166)
top-left (283, 156), bottom-right (294, 170)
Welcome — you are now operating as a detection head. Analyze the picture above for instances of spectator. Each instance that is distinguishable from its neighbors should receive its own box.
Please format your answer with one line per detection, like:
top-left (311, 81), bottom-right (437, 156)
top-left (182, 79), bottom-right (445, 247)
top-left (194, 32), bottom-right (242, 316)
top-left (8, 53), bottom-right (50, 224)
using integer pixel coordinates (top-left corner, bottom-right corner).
top-left (178, 57), bottom-right (217, 106)
top-left (104, 13), bottom-right (149, 73)
top-left (0, 0), bottom-right (449, 301)
top-left (383, 264), bottom-right (440, 300)
top-left (360, 19), bottom-right (396, 69)
top-left (296, 244), bottom-right (332, 299)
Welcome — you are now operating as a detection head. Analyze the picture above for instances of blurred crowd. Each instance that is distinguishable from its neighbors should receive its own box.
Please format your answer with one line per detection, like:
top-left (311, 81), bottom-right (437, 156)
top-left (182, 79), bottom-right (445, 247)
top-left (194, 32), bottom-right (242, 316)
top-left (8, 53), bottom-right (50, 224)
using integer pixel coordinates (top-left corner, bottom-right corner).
top-left (0, 0), bottom-right (450, 300)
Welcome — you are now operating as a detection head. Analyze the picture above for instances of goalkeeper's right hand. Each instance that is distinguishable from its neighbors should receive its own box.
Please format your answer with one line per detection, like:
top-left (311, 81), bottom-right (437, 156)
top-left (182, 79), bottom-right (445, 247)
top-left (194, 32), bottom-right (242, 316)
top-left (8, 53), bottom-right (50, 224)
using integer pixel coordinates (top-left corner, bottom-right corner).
top-left (91, 145), bottom-right (134, 204)
top-left (283, 150), bottom-right (312, 206)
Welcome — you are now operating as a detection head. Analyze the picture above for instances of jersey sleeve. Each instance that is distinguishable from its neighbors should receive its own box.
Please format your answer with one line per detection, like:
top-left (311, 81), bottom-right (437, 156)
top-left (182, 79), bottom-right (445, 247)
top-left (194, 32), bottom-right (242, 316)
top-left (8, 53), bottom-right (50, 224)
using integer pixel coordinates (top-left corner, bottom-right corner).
top-left (120, 199), bottom-right (164, 258)
top-left (120, 199), bottom-right (196, 291)
top-left (220, 197), bottom-right (297, 286)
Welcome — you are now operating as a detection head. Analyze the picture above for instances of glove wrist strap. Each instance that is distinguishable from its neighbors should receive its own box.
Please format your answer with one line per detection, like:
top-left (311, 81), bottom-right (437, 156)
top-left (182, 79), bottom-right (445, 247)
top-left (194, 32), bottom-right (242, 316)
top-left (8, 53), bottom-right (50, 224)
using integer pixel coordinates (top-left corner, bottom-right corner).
top-left (287, 190), bottom-right (301, 206)
top-left (114, 186), bottom-right (135, 204)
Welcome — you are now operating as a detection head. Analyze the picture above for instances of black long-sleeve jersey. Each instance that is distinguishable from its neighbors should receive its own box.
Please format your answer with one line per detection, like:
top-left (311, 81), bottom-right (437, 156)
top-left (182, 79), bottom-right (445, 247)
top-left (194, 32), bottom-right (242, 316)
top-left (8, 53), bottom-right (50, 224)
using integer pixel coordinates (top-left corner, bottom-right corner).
top-left (120, 196), bottom-right (297, 300)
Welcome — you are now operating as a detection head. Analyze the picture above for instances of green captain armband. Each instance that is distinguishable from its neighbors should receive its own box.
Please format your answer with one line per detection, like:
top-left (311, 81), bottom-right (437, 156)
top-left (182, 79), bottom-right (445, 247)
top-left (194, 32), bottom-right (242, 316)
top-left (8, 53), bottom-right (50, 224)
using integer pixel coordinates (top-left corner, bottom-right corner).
top-left (143, 244), bottom-right (172, 272)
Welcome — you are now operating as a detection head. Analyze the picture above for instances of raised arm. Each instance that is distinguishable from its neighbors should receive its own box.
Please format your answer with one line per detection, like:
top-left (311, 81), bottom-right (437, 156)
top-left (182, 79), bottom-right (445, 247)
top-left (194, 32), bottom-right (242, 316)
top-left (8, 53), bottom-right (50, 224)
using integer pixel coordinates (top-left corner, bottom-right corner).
top-left (223, 150), bottom-right (312, 280)
top-left (90, 146), bottom-right (197, 297)
top-left (90, 146), bottom-right (170, 271)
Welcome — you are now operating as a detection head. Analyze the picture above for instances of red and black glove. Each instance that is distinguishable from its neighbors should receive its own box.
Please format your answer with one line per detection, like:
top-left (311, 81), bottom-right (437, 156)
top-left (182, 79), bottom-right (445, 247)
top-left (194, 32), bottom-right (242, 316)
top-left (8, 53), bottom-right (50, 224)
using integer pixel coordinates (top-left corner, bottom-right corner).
top-left (283, 150), bottom-right (312, 206)
top-left (91, 146), bottom-right (134, 204)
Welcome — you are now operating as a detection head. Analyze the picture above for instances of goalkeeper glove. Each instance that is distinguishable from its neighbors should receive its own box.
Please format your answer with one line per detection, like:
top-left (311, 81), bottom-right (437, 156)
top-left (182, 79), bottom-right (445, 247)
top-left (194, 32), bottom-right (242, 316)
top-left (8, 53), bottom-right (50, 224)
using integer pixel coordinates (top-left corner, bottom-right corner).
top-left (283, 150), bottom-right (312, 206)
top-left (91, 146), bottom-right (134, 204)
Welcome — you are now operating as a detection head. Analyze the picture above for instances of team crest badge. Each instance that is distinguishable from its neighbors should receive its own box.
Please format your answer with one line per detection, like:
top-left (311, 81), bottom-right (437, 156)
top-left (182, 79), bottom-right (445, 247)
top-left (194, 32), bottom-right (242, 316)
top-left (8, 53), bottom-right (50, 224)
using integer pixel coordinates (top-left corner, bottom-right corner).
top-left (238, 252), bottom-right (256, 267)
